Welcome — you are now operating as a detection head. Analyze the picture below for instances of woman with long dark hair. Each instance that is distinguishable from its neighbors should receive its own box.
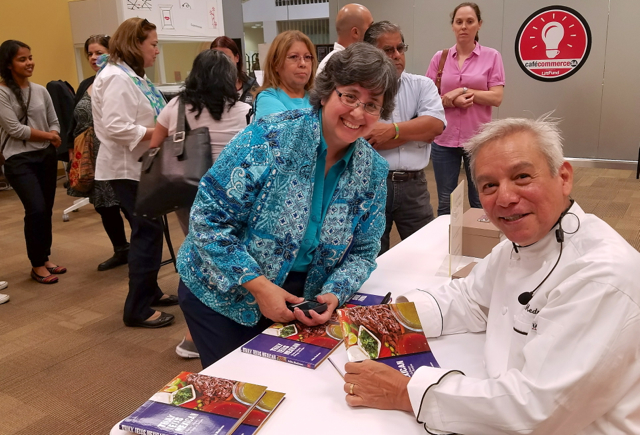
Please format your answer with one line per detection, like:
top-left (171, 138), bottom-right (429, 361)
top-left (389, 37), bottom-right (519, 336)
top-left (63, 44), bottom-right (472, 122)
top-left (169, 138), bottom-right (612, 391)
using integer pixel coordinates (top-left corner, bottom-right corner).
top-left (150, 49), bottom-right (251, 235)
top-left (210, 36), bottom-right (257, 105)
top-left (150, 49), bottom-right (251, 359)
top-left (67, 34), bottom-right (132, 272)
top-left (92, 18), bottom-right (176, 329)
top-left (0, 39), bottom-right (65, 284)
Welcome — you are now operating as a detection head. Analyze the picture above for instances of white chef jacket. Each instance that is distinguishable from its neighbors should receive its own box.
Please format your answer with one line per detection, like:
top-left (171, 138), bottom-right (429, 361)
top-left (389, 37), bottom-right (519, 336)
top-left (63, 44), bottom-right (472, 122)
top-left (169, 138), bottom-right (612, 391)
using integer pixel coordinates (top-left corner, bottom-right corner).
top-left (92, 62), bottom-right (155, 181)
top-left (401, 202), bottom-right (640, 434)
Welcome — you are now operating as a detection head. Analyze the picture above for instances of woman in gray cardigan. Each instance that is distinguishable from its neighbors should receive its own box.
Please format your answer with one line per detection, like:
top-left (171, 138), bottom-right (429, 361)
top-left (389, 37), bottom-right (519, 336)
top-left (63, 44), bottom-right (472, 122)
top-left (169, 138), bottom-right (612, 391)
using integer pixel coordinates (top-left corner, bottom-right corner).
top-left (0, 40), bottom-right (65, 284)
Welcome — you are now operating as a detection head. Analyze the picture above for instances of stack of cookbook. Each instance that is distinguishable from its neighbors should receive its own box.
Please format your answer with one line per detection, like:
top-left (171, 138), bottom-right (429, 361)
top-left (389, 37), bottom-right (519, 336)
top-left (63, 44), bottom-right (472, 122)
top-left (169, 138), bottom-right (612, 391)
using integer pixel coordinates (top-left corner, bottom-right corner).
top-left (120, 371), bottom-right (285, 435)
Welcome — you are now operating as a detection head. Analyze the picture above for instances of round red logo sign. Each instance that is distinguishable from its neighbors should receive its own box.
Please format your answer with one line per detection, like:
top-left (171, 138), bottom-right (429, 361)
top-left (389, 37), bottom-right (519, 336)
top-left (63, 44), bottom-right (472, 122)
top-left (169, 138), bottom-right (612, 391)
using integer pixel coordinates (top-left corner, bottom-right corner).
top-left (515, 6), bottom-right (591, 82)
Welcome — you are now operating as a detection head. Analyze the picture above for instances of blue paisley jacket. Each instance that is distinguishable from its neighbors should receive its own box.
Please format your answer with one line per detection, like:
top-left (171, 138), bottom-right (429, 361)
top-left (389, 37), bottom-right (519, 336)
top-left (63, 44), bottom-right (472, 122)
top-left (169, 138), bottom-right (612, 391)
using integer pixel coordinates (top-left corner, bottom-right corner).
top-left (177, 108), bottom-right (389, 326)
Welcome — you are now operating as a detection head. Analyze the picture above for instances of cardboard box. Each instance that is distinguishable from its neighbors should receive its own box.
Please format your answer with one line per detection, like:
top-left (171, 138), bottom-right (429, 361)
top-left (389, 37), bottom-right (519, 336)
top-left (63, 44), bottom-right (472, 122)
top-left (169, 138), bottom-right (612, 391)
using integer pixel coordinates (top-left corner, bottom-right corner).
top-left (462, 208), bottom-right (503, 258)
top-left (452, 262), bottom-right (477, 280)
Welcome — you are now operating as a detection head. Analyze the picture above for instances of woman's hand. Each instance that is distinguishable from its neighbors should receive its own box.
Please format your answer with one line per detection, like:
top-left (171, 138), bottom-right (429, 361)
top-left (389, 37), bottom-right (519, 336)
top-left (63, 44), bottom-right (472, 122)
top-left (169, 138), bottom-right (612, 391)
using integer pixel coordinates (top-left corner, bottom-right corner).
top-left (293, 293), bottom-right (339, 326)
top-left (49, 131), bottom-right (62, 148)
top-left (441, 88), bottom-right (464, 107)
top-left (453, 92), bottom-right (474, 109)
top-left (243, 276), bottom-right (304, 323)
top-left (343, 359), bottom-right (413, 412)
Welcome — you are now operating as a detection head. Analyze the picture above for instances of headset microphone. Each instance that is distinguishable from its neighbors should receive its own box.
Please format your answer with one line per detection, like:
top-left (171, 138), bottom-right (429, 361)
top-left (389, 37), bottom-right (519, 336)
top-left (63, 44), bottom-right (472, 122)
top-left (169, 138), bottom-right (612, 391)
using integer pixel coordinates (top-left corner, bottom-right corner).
top-left (516, 200), bottom-right (576, 306)
top-left (518, 291), bottom-right (533, 305)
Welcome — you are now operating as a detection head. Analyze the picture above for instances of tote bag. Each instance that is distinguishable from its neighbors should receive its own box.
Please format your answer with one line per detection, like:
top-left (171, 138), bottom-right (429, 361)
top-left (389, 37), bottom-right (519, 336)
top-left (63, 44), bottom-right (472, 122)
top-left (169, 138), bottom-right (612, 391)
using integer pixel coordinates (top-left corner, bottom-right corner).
top-left (135, 99), bottom-right (212, 217)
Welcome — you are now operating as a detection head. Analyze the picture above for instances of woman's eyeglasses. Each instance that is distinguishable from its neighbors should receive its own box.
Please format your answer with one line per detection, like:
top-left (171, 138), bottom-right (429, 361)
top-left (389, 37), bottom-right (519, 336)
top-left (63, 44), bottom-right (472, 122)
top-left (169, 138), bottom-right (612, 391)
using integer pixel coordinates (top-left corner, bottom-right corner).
top-left (335, 89), bottom-right (382, 116)
top-left (286, 54), bottom-right (314, 64)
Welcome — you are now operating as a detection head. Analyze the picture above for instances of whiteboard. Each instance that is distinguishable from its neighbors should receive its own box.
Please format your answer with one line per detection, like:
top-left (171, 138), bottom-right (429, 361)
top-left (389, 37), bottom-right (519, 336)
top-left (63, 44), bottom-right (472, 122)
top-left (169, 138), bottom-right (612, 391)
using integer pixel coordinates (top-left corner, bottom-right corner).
top-left (119, 0), bottom-right (225, 40)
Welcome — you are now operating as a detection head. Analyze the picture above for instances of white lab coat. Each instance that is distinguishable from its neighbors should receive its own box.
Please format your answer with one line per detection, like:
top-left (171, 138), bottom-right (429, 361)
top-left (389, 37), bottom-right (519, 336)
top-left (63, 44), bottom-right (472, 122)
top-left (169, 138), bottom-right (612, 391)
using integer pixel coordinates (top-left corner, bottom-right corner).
top-left (402, 203), bottom-right (640, 434)
top-left (92, 62), bottom-right (155, 181)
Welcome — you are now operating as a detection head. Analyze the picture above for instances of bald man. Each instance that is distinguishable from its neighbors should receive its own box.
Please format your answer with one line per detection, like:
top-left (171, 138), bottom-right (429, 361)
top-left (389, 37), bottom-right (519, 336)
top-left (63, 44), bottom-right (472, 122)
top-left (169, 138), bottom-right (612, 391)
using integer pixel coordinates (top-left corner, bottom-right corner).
top-left (317, 3), bottom-right (373, 75)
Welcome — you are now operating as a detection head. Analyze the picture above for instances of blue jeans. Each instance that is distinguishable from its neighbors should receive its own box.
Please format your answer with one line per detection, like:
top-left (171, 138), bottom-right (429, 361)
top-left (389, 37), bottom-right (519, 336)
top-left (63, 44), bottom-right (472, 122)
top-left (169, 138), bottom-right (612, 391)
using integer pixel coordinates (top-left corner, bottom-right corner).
top-left (431, 143), bottom-right (481, 216)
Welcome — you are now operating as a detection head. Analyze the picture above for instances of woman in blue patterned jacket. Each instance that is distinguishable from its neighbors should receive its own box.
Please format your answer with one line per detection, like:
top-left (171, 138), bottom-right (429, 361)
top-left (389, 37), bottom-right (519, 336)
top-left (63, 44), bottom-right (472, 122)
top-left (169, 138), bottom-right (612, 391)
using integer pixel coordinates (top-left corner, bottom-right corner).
top-left (176, 43), bottom-right (399, 367)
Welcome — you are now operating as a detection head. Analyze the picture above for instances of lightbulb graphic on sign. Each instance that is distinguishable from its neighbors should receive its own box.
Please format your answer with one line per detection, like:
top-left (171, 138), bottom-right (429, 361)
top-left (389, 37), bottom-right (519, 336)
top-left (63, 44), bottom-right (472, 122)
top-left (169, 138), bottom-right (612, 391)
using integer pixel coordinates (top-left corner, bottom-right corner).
top-left (515, 6), bottom-right (591, 82)
top-left (542, 22), bottom-right (564, 58)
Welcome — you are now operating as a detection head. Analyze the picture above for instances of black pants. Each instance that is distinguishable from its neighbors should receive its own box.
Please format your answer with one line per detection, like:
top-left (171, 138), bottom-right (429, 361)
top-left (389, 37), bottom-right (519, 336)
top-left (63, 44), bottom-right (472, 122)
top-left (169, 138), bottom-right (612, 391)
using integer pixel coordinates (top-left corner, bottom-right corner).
top-left (4, 145), bottom-right (58, 267)
top-left (380, 171), bottom-right (435, 255)
top-left (179, 272), bottom-right (308, 369)
top-left (110, 179), bottom-right (164, 323)
top-left (95, 204), bottom-right (130, 248)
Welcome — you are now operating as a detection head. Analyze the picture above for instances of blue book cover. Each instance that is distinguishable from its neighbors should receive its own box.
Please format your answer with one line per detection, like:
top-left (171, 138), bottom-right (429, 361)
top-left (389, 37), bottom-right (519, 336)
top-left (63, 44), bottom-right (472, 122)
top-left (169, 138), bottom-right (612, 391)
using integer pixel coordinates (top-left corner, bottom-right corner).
top-left (344, 292), bottom-right (388, 307)
top-left (240, 322), bottom-right (342, 369)
top-left (120, 372), bottom-right (267, 435)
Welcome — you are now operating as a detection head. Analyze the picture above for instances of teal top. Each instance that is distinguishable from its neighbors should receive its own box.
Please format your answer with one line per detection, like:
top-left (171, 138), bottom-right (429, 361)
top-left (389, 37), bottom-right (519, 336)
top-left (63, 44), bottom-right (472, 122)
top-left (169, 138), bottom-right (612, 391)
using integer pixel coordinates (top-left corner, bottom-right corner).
top-left (291, 112), bottom-right (356, 272)
top-left (254, 87), bottom-right (311, 120)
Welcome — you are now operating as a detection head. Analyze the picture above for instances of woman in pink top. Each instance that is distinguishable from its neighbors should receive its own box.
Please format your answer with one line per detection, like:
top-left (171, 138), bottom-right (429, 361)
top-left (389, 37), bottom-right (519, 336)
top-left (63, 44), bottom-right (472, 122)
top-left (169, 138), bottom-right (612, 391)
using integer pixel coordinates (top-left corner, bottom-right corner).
top-left (426, 2), bottom-right (505, 215)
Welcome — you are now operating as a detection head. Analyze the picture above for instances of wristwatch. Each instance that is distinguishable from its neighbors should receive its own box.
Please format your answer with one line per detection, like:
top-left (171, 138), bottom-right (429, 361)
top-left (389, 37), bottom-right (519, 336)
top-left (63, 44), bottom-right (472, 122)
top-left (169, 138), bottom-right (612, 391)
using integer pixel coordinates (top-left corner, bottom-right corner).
top-left (462, 87), bottom-right (468, 94)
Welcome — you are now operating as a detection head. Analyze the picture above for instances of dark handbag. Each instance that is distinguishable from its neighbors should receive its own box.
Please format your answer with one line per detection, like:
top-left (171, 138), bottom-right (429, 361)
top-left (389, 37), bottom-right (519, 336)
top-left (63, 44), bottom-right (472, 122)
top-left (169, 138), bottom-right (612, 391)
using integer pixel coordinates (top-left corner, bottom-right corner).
top-left (134, 99), bottom-right (212, 217)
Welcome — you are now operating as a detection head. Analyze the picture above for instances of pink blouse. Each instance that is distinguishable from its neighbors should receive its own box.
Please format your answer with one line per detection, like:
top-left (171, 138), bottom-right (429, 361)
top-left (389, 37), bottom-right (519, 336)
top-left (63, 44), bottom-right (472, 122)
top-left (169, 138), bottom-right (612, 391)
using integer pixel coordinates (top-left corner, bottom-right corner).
top-left (426, 43), bottom-right (505, 148)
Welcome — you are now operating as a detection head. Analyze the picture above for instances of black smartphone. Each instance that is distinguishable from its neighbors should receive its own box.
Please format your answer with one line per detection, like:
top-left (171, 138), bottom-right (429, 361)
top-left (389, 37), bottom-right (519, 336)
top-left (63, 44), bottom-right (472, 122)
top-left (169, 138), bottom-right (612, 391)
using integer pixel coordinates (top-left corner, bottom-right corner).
top-left (286, 300), bottom-right (328, 318)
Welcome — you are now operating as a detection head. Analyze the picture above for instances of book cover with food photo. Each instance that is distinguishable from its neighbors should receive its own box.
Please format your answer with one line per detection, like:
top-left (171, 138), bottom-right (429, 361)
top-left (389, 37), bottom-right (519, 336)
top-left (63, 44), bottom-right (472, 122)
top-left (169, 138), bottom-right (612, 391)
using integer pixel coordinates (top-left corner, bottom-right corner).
top-left (336, 302), bottom-right (439, 376)
top-left (120, 372), bottom-right (267, 435)
top-left (240, 293), bottom-right (388, 369)
top-left (234, 390), bottom-right (286, 435)
top-left (241, 313), bottom-right (344, 369)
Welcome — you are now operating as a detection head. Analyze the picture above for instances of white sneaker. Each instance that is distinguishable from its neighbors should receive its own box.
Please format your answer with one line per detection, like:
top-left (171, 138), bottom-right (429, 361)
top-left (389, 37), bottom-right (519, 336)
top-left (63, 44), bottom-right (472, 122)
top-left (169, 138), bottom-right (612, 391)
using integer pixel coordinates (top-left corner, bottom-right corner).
top-left (0, 281), bottom-right (7, 291)
top-left (0, 294), bottom-right (9, 304)
top-left (175, 337), bottom-right (200, 358)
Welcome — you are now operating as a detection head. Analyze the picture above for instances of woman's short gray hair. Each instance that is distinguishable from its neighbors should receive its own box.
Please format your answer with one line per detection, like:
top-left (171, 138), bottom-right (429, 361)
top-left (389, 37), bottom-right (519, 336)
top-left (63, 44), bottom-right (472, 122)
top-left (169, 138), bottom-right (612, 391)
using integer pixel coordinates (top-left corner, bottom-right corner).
top-left (464, 115), bottom-right (565, 182)
top-left (309, 42), bottom-right (398, 119)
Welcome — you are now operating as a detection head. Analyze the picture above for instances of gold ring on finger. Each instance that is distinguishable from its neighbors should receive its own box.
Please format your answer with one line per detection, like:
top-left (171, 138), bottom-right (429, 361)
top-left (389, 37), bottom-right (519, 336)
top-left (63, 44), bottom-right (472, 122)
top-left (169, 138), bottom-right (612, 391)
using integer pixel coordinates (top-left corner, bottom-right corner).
top-left (349, 383), bottom-right (355, 395)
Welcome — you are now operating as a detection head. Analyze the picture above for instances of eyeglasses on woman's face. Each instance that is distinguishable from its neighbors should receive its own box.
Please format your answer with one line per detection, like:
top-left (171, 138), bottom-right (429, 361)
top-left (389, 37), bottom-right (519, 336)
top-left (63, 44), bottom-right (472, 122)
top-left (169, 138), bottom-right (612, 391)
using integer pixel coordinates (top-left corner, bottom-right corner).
top-left (335, 89), bottom-right (382, 116)
top-left (286, 54), bottom-right (314, 64)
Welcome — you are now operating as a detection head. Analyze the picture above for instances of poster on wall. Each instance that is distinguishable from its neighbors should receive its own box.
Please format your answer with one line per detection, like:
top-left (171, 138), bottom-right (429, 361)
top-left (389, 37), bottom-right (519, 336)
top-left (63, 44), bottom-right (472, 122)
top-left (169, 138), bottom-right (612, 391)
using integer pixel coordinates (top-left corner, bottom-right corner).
top-left (128, 0), bottom-right (153, 10)
top-left (515, 5), bottom-right (591, 82)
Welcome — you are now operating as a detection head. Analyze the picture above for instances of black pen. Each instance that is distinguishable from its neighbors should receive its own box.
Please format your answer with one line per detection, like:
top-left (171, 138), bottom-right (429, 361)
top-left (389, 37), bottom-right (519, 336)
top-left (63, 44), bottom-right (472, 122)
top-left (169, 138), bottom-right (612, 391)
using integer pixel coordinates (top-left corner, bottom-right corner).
top-left (381, 292), bottom-right (392, 304)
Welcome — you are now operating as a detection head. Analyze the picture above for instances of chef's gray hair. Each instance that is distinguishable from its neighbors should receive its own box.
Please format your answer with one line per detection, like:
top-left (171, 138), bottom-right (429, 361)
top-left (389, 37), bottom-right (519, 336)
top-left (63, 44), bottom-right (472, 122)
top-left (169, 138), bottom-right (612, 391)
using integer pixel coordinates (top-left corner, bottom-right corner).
top-left (464, 114), bottom-right (565, 182)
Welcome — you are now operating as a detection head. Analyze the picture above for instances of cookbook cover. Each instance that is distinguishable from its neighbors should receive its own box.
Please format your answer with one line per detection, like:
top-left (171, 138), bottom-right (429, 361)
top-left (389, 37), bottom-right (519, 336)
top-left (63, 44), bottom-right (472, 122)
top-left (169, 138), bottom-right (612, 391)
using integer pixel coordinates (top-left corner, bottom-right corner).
top-left (240, 292), bottom-right (388, 369)
top-left (336, 302), bottom-right (439, 376)
top-left (240, 314), bottom-right (344, 369)
top-left (120, 372), bottom-right (267, 435)
top-left (234, 390), bottom-right (286, 435)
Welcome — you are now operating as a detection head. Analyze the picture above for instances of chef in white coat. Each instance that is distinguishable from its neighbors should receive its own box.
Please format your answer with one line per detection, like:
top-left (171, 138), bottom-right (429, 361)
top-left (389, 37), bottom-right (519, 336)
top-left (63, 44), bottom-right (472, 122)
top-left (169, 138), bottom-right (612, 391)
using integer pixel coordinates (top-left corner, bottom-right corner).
top-left (343, 117), bottom-right (640, 435)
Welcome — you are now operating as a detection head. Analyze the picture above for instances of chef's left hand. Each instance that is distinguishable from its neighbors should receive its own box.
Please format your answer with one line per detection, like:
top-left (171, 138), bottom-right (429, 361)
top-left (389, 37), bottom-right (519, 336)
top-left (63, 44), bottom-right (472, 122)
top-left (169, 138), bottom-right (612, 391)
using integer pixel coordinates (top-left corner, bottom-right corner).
top-left (343, 359), bottom-right (413, 412)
